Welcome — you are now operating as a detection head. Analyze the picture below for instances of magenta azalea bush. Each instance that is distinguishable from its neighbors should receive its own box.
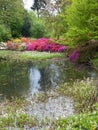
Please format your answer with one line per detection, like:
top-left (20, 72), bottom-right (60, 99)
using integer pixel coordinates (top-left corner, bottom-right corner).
top-left (6, 37), bottom-right (67, 52)
top-left (69, 50), bottom-right (80, 61)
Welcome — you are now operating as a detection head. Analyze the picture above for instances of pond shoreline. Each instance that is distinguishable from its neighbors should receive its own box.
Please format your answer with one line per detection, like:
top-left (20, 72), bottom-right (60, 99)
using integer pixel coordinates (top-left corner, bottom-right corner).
top-left (0, 50), bottom-right (65, 63)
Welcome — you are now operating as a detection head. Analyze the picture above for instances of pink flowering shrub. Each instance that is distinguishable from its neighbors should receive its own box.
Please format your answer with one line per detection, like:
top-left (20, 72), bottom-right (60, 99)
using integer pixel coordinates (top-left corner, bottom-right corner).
top-left (6, 37), bottom-right (67, 52)
top-left (26, 38), bottom-right (67, 52)
top-left (69, 50), bottom-right (80, 61)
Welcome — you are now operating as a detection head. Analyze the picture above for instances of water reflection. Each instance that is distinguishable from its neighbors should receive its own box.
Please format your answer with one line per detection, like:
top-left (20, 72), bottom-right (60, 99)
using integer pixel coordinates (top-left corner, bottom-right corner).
top-left (0, 60), bottom-right (98, 99)
top-left (29, 67), bottom-right (41, 94)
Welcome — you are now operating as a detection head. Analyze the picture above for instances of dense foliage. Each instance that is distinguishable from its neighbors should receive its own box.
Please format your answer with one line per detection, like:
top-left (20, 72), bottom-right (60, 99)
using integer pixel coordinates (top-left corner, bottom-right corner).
top-left (65, 0), bottom-right (98, 46)
top-left (0, 0), bottom-right (25, 38)
top-left (0, 0), bottom-right (48, 41)
top-left (0, 24), bottom-right (11, 41)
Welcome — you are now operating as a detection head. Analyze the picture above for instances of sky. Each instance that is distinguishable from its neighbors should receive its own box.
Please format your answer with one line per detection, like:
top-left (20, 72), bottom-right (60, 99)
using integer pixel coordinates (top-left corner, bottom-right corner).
top-left (23, 0), bottom-right (34, 11)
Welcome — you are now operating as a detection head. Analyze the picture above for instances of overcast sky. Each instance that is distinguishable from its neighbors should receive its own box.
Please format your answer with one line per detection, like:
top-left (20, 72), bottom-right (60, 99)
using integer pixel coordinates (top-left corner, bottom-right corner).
top-left (23, 0), bottom-right (33, 10)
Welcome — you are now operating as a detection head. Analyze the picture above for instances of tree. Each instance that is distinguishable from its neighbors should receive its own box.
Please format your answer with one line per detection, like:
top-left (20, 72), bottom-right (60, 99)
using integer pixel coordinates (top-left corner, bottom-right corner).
top-left (40, 0), bottom-right (70, 38)
top-left (31, 0), bottom-right (46, 19)
top-left (0, 0), bottom-right (25, 37)
top-left (66, 0), bottom-right (98, 46)
top-left (0, 24), bottom-right (11, 41)
top-left (21, 11), bottom-right (33, 37)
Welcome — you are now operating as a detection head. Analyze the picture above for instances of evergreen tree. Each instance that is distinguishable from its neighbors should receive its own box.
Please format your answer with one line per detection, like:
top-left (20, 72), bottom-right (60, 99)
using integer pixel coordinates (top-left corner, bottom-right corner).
top-left (31, 0), bottom-right (46, 18)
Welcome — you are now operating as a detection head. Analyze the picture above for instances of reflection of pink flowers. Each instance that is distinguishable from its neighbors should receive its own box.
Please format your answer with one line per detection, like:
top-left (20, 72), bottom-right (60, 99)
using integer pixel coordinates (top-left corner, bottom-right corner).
top-left (69, 50), bottom-right (80, 61)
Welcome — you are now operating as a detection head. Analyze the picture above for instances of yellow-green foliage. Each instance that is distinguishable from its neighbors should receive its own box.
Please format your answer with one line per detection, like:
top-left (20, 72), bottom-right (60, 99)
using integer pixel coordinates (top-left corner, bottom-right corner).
top-left (65, 0), bottom-right (98, 46)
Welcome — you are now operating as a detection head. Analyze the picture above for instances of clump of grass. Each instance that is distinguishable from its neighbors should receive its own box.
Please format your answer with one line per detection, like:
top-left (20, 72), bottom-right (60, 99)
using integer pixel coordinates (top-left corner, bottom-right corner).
top-left (0, 97), bottom-right (31, 119)
top-left (56, 78), bottom-right (97, 112)
top-left (0, 112), bottom-right (37, 129)
top-left (37, 92), bottom-right (46, 102)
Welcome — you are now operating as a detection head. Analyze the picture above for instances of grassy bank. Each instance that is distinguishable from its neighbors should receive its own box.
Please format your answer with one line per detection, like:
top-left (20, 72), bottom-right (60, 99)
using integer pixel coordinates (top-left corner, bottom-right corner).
top-left (0, 50), bottom-right (65, 62)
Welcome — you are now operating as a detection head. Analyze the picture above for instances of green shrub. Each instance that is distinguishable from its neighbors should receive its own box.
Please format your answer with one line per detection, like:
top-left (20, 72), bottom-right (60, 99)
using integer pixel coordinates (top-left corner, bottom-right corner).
top-left (30, 21), bottom-right (46, 38)
top-left (0, 24), bottom-right (12, 42)
top-left (65, 27), bottom-right (93, 47)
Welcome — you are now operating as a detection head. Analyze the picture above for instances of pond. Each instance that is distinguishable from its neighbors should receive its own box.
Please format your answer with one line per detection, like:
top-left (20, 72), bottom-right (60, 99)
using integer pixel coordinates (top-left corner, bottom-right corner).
top-left (0, 59), bottom-right (98, 129)
top-left (0, 59), bottom-right (97, 99)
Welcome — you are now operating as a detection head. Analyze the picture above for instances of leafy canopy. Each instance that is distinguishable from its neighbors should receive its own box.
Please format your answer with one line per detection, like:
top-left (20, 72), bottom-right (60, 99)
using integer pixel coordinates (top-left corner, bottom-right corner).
top-left (65, 0), bottom-right (98, 46)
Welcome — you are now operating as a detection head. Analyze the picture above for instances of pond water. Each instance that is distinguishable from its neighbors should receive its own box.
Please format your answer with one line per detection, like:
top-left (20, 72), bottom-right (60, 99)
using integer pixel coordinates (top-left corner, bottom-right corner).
top-left (0, 59), bottom-right (98, 129)
top-left (0, 59), bottom-right (97, 99)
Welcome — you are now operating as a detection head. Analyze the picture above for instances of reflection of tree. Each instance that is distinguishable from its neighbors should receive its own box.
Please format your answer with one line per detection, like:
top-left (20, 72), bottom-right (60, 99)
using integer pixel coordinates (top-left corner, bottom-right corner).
top-left (39, 63), bottom-right (66, 90)
top-left (29, 67), bottom-right (41, 93)
top-left (39, 62), bottom-right (98, 90)
top-left (0, 61), bottom-right (29, 98)
top-left (39, 65), bottom-right (51, 90)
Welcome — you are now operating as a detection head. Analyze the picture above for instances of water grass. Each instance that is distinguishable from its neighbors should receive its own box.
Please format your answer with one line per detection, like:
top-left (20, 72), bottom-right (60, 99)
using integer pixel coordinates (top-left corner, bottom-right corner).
top-left (56, 78), bottom-right (97, 113)
top-left (53, 109), bottom-right (98, 130)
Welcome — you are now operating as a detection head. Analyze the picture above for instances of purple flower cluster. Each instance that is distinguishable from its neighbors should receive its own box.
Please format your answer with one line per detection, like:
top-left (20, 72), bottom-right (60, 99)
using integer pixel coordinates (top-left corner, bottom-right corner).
top-left (69, 50), bottom-right (80, 61)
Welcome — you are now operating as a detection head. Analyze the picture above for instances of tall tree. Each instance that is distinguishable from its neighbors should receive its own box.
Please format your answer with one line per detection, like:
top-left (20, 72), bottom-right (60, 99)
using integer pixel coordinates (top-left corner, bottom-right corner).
top-left (21, 11), bottom-right (33, 37)
top-left (66, 0), bottom-right (98, 45)
top-left (31, 0), bottom-right (46, 19)
top-left (40, 0), bottom-right (70, 37)
top-left (0, 0), bottom-right (25, 37)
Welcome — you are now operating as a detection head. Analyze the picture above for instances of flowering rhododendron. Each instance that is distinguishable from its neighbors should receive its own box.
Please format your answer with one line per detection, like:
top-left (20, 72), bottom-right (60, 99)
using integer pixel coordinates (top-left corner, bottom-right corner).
top-left (69, 50), bottom-right (80, 61)
top-left (6, 37), bottom-right (67, 52)
top-left (58, 46), bottom-right (67, 52)
top-left (26, 38), bottom-right (67, 52)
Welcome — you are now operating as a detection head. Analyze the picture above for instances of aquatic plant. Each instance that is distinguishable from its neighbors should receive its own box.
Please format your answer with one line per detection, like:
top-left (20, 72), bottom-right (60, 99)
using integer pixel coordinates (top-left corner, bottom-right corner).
top-left (0, 112), bottom-right (37, 129)
top-left (53, 110), bottom-right (98, 130)
top-left (56, 78), bottom-right (97, 112)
